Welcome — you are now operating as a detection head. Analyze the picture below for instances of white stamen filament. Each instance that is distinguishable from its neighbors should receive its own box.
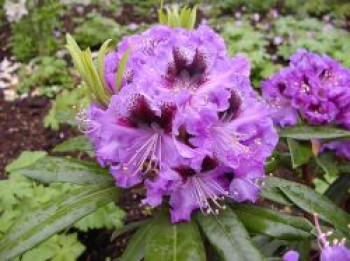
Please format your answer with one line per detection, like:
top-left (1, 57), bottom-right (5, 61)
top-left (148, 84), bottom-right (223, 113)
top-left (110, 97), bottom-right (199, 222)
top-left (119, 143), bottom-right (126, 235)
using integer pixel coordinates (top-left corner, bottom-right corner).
top-left (76, 110), bottom-right (100, 134)
top-left (191, 176), bottom-right (227, 215)
top-left (213, 127), bottom-right (250, 156)
top-left (122, 133), bottom-right (161, 177)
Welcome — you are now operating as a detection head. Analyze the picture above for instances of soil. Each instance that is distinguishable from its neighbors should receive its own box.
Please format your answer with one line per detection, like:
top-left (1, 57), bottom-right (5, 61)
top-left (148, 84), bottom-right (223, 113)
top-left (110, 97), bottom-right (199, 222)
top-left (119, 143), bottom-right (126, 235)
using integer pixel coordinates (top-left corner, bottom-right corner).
top-left (0, 93), bottom-right (77, 178)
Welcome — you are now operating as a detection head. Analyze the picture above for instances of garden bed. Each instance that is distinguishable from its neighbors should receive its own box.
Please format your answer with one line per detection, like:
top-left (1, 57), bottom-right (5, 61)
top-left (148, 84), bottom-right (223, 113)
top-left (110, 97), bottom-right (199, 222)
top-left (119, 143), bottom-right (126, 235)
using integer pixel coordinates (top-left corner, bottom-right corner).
top-left (0, 1), bottom-right (350, 260)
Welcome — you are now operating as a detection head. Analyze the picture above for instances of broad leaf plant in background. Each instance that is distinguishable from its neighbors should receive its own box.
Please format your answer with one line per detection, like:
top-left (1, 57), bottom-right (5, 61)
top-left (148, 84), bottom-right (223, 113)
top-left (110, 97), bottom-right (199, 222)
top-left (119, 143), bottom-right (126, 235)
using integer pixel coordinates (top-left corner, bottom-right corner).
top-left (1, 3), bottom-right (350, 261)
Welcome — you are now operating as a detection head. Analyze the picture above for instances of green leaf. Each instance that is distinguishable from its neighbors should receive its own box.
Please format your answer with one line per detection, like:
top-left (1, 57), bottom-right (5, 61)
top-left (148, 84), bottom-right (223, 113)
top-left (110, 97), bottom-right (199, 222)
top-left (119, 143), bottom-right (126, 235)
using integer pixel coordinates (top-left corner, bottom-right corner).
top-left (157, 4), bottom-right (197, 30)
top-left (13, 156), bottom-right (114, 186)
top-left (66, 34), bottom-right (110, 107)
top-left (52, 135), bottom-right (93, 155)
top-left (119, 222), bottom-right (154, 261)
top-left (287, 138), bottom-right (312, 169)
top-left (260, 185), bottom-right (293, 206)
top-left (5, 151), bottom-right (47, 173)
top-left (20, 233), bottom-right (85, 261)
top-left (234, 205), bottom-right (313, 240)
top-left (0, 184), bottom-right (119, 260)
top-left (158, 9), bottom-right (167, 24)
top-left (74, 202), bottom-right (125, 232)
top-left (325, 174), bottom-right (350, 205)
top-left (265, 153), bottom-right (280, 174)
top-left (265, 177), bottom-right (350, 238)
top-left (0, 174), bottom-right (33, 210)
top-left (44, 87), bottom-right (89, 130)
top-left (252, 235), bottom-right (286, 256)
top-left (314, 153), bottom-right (338, 194)
top-left (145, 210), bottom-right (205, 261)
top-left (315, 153), bottom-right (339, 177)
top-left (197, 208), bottom-right (263, 261)
top-left (97, 38), bottom-right (113, 91)
top-left (289, 240), bottom-right (311, 261)
top-left (279, 126), bottom-right (350, 140)
top-left (115, 48), bottom-right (131, 92)
top-left (188, 5), bottom-right (197, 29)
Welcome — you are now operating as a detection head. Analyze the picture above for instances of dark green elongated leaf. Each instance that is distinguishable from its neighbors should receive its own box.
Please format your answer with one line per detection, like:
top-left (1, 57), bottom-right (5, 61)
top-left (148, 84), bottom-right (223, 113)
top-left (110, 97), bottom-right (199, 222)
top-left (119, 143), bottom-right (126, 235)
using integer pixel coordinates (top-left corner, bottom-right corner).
top-left (260, 183), bottom-right (293, 206)
top-left (287, 138), bottom-right (312, 169)
top-left (279, 126), bottom-right (350, 140)
top-left (234, 205), bottom-right (313, 240)
top-left (289, 240), bottom-right (311, 261)
top-left (119, 222), bottom-right (154, 261)
top-left (325, 174), bottom-right (350, 205)
top-left (145, 210), bottom-right (205, 261)
top-left (52, 135), bottom-right (93, 155)
top-left (13, 156), bottom-right (113, 185)
top-left (265, 177), bottom-right (350, 238)
top-left (252, 235), bottom-right (286, 256)
top-left (197, 208), bottom-right (263, 261)
top-left (315, 153), bottom-right (339, 177)
top-left (0, 184), bottom-right (119, 260)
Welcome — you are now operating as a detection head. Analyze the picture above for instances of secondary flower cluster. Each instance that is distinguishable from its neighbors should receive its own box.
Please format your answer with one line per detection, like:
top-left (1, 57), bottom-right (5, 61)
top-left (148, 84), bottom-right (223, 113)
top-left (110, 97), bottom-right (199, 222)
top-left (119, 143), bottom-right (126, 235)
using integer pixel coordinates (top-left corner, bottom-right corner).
top-left (283, 214), bottom-right (350, 261)
top-left (84, 25), bottom-right (278, 222)
top-left (262, 49), bottom-right (350, 159)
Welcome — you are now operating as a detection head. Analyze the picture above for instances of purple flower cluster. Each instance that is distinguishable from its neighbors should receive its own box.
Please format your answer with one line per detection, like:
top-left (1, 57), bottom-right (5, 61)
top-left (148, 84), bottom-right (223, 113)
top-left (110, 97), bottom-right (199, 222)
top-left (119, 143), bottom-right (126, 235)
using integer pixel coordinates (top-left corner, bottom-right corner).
top-left (283, 214), bottom-right (350, 261)
top-left (262, 49), bottom-right (350, 159)
top-left (84, 25), bottom-right (278, 222)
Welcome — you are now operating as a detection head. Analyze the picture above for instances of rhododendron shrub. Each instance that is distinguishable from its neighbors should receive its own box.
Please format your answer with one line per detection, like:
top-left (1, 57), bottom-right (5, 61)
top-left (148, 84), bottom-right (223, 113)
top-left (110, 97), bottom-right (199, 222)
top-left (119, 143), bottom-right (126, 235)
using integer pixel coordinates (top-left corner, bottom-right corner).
top-left (83, 24), bottom-right (278, 222)
top-left (1, 5), bottom-right (349, 261)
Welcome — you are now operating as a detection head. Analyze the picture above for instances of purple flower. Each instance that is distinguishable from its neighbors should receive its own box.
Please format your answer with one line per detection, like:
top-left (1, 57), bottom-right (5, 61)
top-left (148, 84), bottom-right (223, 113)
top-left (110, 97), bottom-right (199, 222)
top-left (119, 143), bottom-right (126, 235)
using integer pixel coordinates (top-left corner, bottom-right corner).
top-left (283, 250), bottom-right (299, 261)
top-left (104, 25), bottom-right (176, 92)
top-left (82, 24), bottom-right (278, 222)
top-left (314, 214), bottom-right (350, 261)
top-left (145, 156), bottom-right (230, 223)
top-left (262, 49), bottom-right (350, 159)
top-left (262, 49), bottom-right (350, 128)
top-left (322, 141), bottom-right (350, 160)
top-left (282, 215), bottom-right (350, 261)
top-left (321, 245), bottom-right (350, 261)
top-left (229, 164), bottom-right (265, 202)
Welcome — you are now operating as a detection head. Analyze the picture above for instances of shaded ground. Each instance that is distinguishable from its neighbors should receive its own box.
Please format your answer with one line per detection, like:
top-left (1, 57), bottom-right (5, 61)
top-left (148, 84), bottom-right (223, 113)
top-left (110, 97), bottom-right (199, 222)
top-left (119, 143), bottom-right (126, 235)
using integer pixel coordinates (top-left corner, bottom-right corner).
top-left (0, 94), bottom-right (76, 177)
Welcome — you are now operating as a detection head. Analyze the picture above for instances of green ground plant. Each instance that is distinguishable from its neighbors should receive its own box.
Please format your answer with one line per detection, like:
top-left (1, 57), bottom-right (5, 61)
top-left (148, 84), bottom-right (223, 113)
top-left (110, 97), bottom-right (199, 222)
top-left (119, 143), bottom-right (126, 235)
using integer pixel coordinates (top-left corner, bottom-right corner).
top-left (16, 56), bottom-right (73, 97)
top-left (272, 16), bottom-right (350, 67)
top-left (212, 17), bottom-right (278, 86)
top-left (1, 151), bottom-right (125, 261)
top-left (44, 87), bottom-right (89, 130)
top-left (10, 0), bottom-right (63, 62)
top-left (73, 12), bottom-right (122, 49)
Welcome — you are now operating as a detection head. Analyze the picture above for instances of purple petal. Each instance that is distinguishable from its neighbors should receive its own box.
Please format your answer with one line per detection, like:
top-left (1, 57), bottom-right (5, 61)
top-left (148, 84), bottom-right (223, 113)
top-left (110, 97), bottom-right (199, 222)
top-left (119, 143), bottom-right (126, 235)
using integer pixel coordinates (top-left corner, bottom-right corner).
top-left (283, 250), bottom-right (299, 261)
top-left (321, 245), bottom-right (350, 261)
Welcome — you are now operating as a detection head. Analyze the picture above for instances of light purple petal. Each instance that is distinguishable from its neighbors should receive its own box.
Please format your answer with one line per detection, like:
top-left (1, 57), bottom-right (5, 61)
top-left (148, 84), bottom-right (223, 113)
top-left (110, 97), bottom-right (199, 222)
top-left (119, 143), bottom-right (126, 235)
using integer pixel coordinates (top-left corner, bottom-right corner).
top-left (283, 250), bottom-right (299, 261)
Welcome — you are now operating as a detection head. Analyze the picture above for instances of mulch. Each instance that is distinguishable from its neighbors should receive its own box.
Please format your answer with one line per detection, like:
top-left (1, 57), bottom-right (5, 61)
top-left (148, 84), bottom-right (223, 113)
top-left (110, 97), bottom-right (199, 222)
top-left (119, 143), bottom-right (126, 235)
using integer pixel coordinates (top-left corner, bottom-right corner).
top-left (0, 93), bottom-right (77, 177)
